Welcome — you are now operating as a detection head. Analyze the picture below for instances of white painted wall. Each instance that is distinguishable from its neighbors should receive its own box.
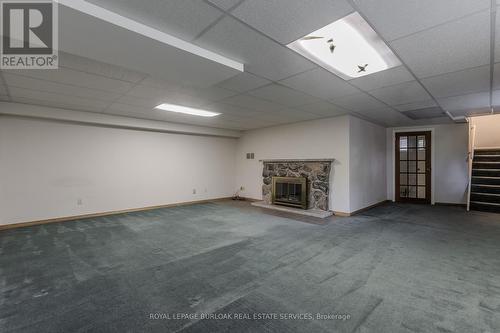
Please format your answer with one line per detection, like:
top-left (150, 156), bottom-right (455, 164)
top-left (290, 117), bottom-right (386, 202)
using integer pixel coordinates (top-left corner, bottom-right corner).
top-left (349, 117), bottom-right (387, 212)
top-left (0, 116), bottom-right (237, 225)
top-left (386, 124), bottom-right (468, 204)
top-left (469, 114), bottom-right (500, 148)
top-left (234, 116), bottom-right (351, 213)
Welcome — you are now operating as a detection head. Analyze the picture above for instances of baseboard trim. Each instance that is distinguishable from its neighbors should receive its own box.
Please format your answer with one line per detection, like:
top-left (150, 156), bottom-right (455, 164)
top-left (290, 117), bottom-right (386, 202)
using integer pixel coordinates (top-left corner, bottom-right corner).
top-left (332, 211), bottom-right (350, 217)
top-left (434, 202), bottom-right (467, 207)
top-left (232, 197), bottom-right (260, 202)
top-left (334, 200), bottom-right (390, 217)
top-left (0, 197), bottom-right (232, 231)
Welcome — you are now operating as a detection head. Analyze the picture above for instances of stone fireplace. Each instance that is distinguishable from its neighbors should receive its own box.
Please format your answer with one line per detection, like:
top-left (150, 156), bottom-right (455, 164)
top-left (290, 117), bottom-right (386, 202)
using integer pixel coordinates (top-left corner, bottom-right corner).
top-left (261, 159), bottom-right (333, 211)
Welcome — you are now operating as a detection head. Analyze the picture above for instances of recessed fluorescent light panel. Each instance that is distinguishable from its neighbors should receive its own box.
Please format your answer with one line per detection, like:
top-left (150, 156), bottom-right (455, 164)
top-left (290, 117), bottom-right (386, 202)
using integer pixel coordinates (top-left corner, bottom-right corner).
top-left (155, 103), bottom-right (220, 117)
top-left (287, 12), bottom-right (401, 80)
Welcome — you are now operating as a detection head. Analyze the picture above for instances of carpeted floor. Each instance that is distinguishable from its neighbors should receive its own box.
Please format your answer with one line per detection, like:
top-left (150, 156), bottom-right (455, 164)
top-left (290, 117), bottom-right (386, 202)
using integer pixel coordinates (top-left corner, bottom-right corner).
top-left (1, 201), bottom-right (500, 332)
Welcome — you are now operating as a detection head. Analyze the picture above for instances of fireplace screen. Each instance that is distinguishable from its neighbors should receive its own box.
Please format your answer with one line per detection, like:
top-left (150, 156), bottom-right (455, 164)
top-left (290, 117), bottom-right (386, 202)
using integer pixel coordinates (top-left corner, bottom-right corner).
top-left (272, 177), bottom-right (307, 209)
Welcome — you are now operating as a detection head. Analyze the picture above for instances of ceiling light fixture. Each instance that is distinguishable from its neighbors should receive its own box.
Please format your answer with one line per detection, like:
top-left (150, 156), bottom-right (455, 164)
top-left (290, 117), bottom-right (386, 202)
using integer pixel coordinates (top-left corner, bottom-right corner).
top-left (155, 103), bottom-right (221, 117)
top-left (287, 12), bottom-right (400, 80)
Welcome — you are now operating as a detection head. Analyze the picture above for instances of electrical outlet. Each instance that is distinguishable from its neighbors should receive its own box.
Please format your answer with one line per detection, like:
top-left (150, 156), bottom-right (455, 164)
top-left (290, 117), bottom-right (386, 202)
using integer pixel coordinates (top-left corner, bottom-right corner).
top-left (192, 189), bottom-right (196, 194)
top-left (77, 198), bottom-right (83, 205)
top-left (204, 188), bottom-right (207, 193)
top-left (240, 186), bottom-right (245, 191)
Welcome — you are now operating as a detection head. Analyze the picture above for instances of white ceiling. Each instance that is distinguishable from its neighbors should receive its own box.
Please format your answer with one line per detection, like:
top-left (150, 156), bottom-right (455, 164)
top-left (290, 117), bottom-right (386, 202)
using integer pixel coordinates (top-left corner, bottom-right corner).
top-left (1, 0), bottom-right (499, 130)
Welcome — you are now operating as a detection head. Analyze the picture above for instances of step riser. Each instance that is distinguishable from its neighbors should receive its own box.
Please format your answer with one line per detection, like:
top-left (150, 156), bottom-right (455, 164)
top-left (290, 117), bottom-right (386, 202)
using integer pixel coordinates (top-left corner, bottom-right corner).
top-left (472, 170), bottom-right (500, 177)
top-left (474, 156), bottom-right (500, 162)
top-left (472, 177), bottom-right (500, 186)
top-left (474, 150), bottom-right (500, 156)
top-left (470, 193), bottom-right (500, 204)
top-left (470, 202), bottom-right (500, 213)
top-left (471, 185), bottom-right (500, 195)
top-left (473, 162), bottom-right (500, 169)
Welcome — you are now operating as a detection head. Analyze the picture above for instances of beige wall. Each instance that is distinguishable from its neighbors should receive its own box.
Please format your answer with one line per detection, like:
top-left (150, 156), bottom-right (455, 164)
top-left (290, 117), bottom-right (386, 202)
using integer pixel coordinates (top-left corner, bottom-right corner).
top-left (470, 114), bottom-right (500, 148)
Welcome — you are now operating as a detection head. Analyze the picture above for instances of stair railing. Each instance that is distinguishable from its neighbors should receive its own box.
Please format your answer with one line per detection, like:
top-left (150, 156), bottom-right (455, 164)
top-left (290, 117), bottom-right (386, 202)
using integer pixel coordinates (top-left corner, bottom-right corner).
top-left (466, 121), bottom-right (476, 211)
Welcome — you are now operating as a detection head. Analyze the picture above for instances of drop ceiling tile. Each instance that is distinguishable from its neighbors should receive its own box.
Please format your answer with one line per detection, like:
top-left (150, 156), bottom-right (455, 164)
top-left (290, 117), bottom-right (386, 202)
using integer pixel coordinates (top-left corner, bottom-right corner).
top-left (3, 68), bottom-right (136, 94)
top-left (390, 10), bottom-right (490, 78)
top-left (421, 65), bottom-right (490, 98)
top-left (106, 102), bottom-right (153, 116)
top-left (247, 84), bottom-right (321, 107)
top-left (438, 91), bottom-right (490, 113)
top-left (116, 95), bottom-right (164, 108)
top-left (184, 86), bottom-right (238, 102)
top-left (244, 121), bottom-right (283, 130)
top-left (221, 94), bottom-right (286, 112)
top-left (448, 107), bottom-right (491, 118)
top-left (3, 73), bottom-right (122, 102)
top-left (401, 107), bottom-right (446, 120)
top-left (9, 88), bottom-right (109, 112)
top-left (279, 68), bottom-right (359, 100)
top-left (59, 52), bottom-right (147, 83)
top-left (122, 88), bottom-right (225, 109)
top-left (201, 102), bottom-right (256, 118)
top-left (349, 66), bottom-right (414, 91)
top-left (394, 99), bottom-right (437, 112)
top-left (216, 72), bottom-right (271, 93)
top-left (86, 0), bottom-right (223, 41)
top-left (126, 85), bottom-right (178, 101)
top-left (195, 16), bottom-right (316, 80)
top-left (206, 0), bottom-right (242, 11)
top-left (253, 109), bottom-right (322, 122)
top-left (139, 76), bottom-right (189, 91)
top-left (214, 113), bottom-right (253, 122)
top-left (410, 116), bottom-right (454, 125)
top-left (354, 0), bottom-right (490, 41)
top-left (330, 92), bottom-right (386, 112)
top-left (125, 84), bottom-right (236, 106)
top-left (369, 81), bottom-right (431, 105)
top-left (294, 101), bottom-right (349, 117)
top-left (356, 107), bottom-right (413, 127)
top-left (231, 0), bottom-right (353, 44)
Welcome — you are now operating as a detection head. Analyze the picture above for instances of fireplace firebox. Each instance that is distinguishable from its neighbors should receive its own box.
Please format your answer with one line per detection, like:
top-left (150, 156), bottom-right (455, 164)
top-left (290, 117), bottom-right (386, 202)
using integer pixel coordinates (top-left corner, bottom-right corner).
top-left (272, 176), bottom-right (307, 209)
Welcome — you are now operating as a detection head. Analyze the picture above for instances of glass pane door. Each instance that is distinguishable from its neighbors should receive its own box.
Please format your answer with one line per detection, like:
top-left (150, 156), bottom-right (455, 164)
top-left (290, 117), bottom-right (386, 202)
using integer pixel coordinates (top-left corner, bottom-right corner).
top-left (396, 132), bottom-right (430, 203)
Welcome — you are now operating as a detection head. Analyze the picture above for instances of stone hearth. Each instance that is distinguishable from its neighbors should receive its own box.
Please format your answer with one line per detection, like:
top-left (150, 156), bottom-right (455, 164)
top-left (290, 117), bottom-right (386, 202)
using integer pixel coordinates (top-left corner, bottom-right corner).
top-left (261, 159), bottom-right (333, 211)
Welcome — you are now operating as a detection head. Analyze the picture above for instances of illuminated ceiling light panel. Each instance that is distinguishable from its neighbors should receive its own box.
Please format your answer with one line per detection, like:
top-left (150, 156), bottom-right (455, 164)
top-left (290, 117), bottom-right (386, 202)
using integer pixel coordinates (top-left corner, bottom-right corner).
top-left (287, 12), bottom-right (401, 80)
top-left (155, 103), bottom-right (221, 117)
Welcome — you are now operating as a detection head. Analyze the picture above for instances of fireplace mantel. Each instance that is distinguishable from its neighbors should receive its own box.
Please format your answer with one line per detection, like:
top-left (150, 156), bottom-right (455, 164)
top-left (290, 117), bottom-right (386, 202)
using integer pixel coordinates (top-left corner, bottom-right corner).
top-left (259, 158), bottom-right (335, 163)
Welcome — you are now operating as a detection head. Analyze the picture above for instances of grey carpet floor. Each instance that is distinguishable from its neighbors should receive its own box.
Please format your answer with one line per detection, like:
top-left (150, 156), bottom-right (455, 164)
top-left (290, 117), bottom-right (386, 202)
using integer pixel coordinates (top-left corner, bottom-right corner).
top-left (1, 201), bottom-right (500, 333)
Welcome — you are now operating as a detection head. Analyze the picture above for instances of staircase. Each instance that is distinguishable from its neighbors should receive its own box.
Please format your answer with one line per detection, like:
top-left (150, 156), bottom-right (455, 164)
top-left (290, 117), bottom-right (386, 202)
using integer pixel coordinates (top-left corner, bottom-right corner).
top-left (470, 149), bottom-right (500, 213)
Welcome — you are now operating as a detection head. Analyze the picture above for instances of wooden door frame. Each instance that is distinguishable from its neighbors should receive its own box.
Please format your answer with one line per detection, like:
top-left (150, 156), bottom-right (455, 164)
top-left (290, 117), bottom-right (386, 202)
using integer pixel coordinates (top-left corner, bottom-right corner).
top-left (394, 130), bottom-right (433, 204)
